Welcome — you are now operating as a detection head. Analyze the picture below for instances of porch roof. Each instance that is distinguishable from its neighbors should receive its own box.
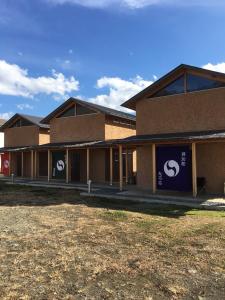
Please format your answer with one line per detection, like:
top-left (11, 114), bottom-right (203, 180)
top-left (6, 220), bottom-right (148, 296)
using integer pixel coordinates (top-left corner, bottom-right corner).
top-left (111, 129), bottom-right (225, 145)
top-left (1, 129), bottom-right (225, 153)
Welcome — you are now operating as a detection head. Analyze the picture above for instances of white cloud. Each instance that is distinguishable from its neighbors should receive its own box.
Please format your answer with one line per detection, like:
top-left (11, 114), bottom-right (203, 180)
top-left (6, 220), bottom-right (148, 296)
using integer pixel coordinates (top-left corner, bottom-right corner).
top-left (203, 62), bottom-right (225, 73)
top-left (89, 75), bottom-right (153, 112)
top-left (17, 103), bottom-right (34, 110)
top-left (0, 60), bottom-right (79, 98)
top-left (0, 112), bottom-right (14, 120)
top-left (46, 0), bottom-right (225, 9)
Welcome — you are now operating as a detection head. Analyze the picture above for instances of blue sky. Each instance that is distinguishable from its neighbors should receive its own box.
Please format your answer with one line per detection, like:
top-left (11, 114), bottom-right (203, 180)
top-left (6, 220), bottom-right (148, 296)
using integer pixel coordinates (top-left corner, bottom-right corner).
top-left (0, 0), bottom-right (225, 119)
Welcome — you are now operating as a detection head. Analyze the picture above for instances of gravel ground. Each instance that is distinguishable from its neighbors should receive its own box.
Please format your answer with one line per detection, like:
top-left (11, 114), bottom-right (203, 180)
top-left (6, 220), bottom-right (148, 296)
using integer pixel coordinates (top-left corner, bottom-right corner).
top-left (0, 182), bottom-right (224, 299)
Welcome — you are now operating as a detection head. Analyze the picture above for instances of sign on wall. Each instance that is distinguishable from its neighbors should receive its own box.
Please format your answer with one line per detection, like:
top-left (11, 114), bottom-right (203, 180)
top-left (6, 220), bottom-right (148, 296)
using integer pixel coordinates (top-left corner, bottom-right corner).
top-left (52, 151), bottom-right (66, 179)
top-left (156, 145), bottom-right (192, 192)
top-left (1, 153), bottom-right (10, 176)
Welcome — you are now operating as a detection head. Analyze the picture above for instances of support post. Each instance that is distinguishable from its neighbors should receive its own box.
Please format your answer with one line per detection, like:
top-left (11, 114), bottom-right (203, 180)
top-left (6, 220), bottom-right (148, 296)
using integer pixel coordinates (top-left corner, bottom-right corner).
top-left (125, 149), bottom-right (128, 184)
top-left (87, 148), bottom-right (90, 183)
top-left (192, 142), bottom-right (197, 197)
top-left (110, 147), bottom-right (113, 186)
top-left (152, 144), bottom-right (156, 194)
top-left (48, 150), bottom-right (51, 182)
top-left (34, 151), bottom-right (37, 179)
top-left (119, 145), bottom-right (123, 191)
top-left (66, 148), bottom-right (69, 184)
top-left (21, 152), bottom-right (24, 177)
top-left (31, 150), bottom-right (34, 180)
top-left (9, 152), bottom-right (11, 176)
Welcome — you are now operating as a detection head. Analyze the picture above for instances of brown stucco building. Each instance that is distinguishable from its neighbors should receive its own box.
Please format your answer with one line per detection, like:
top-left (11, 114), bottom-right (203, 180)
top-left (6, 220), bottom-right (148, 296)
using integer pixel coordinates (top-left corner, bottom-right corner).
top-left (0, 114), bottom-right (50, 178)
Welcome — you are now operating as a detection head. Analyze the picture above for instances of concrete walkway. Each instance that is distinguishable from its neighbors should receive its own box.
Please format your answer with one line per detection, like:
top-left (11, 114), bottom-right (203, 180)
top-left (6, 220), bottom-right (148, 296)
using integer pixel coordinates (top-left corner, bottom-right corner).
top-left (1, 177), bottom-right (225, 210)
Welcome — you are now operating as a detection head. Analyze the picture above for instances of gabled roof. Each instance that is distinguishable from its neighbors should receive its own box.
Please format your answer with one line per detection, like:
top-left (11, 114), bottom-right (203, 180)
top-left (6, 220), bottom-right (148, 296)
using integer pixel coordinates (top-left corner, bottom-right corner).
top-left (122, 64), bottom-right (225, 110)
top-left (41, 97), bottom-right (136, 124)
top-left (0, 113), bottom-right (49, 131)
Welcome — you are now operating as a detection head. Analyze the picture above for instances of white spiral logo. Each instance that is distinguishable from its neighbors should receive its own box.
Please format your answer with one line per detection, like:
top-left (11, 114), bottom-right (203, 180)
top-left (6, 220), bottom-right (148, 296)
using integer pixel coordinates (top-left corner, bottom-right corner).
top-left (164, 160), bottom-right (180, 177)
top-left (57, 160), bottom-right (65, 171)
top-left (4, 160), bottom-right (9, 169)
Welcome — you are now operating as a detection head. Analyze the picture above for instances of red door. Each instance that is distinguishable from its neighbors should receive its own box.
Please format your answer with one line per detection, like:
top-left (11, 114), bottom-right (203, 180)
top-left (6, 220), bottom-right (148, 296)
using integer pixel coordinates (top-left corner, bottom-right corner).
top-left (1, 153), bottom-right (10, 176)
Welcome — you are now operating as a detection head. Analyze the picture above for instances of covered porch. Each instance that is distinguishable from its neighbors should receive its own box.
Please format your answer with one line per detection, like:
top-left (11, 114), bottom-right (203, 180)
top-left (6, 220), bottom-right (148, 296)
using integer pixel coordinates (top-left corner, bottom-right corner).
top-left (1, 141), bottom-right (137, 191)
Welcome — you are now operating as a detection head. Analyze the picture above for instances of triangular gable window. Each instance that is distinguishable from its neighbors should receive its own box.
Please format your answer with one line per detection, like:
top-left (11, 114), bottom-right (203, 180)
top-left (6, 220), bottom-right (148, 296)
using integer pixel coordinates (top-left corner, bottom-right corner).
top-left (76, 104), bottom-right (96, 116)
top-left (10, 118), bottom-right (32, 128)
top-left (187, 73), bottom-right (225, 92)
top-left (57, 105), bottom-right (75, 118)
top-left (152, 75), bottom-right (185, 98)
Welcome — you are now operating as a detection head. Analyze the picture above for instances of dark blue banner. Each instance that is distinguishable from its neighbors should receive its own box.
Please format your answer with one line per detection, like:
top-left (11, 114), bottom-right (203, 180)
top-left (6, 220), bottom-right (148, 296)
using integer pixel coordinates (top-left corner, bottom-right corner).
top-left (156, 145), bottom-right (192, 192)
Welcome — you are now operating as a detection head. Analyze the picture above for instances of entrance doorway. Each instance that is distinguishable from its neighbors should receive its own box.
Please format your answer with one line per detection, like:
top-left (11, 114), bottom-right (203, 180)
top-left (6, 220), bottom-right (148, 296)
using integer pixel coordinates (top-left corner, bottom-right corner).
top-left (71, 152), bottom-right (81, 182)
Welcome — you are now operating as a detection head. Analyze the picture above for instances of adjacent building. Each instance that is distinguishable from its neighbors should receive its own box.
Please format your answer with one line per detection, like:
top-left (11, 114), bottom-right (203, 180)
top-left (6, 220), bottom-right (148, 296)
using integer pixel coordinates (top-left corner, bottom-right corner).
top-left (121, 64), bottom-right (225, 195)
top-left (0, 114), bottom-right (49, 177)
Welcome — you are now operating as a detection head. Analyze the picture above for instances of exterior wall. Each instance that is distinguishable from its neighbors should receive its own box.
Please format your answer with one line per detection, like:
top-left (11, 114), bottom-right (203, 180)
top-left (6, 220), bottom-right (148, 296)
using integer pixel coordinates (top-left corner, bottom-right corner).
top-left (0, 132), bottom-right (4, 147)
top-left (136, 88), bottom-right (225, 135)
top-left (105, 117), bottom-right (136, 140)
top-left (4, 126), bottom-right (39, 147)
top-left (197, 142), bottom-right (225, 194)
top-left (39, 130), bottom-right (50, 145)
top-left (90, 148), bottom-right (106, 183)
top-left (50, 113), bottom-right (105, 143)
top-left (136, 145), bottom-right (153, 189)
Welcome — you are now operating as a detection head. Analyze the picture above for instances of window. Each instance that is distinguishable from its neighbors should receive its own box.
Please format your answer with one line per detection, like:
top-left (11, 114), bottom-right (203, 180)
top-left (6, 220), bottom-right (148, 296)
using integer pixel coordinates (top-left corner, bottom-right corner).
top-left (57, 105), bottom-right (75, 118)
top-left (76, 104), bottom-right (95, 115)
top-left (10, 118), bottom-right (32, 128)
top-left (21, 119), bottom-right (32, 126)
top-left (10, 119), bottom-right (21, 128)
top-left (187, 73), bottom-right (225, 92)
top-left (152, 75), bottom-right (185, 98)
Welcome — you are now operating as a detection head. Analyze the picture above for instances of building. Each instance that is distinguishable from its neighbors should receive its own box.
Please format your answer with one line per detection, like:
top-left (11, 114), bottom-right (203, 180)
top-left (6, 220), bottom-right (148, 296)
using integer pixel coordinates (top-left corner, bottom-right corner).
top-left (0, 98), bottom-right (136, 185)
top-left (38, 98), bottom-right (136, 184)
top-left (121, 64), bottom-right (225, 196)
top-left (1, 64), bottom-right (225, 197)
top-left (0, 114), bottom-right (50, 177)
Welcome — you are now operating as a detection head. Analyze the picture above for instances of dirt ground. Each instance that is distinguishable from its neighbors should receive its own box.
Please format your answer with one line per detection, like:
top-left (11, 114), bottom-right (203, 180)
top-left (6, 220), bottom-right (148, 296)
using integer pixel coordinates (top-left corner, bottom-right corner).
top-left (0, 182), bottom-right (224, 300)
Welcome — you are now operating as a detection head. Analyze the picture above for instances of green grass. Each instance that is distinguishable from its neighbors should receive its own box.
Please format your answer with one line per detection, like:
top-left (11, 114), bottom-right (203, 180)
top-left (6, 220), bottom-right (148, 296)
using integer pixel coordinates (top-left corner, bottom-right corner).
top-left (100, 210), bottom-right (128, 221)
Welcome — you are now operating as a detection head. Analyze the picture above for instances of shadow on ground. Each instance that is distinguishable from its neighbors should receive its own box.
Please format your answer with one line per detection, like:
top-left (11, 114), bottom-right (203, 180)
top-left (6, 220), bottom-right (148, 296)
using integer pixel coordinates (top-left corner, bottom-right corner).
top-left (0, 182), bottom-right (222, 219)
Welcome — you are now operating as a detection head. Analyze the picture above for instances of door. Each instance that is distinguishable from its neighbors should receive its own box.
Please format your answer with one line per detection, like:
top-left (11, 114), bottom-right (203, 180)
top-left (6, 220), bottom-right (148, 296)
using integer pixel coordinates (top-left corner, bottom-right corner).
top-left (71, 152), bottom-right (81, 182)
top-left (39, 151), bottom-right (48, 177)
top-left (16, 153), bottom-right (22, 177)
top-left (52, 151), bottom-right (66, 179)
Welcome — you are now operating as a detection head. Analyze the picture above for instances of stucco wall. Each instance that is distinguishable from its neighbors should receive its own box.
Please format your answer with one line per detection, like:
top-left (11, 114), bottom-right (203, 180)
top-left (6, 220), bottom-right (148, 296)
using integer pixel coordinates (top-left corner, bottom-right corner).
top-left (5, 126), bottom-right (39, 147)
top-left (136, 145), bottom-right (153, 189)
top-left (39, 130), bottom-right (50, 145)
top-left (105, 123), bottom-right (136, 140)
top-left (197, 142), bottom-right (225, 194)
top-left (0, 132), bottom-right (4, 148)
top-left (136, 87), bottom-right (225, 135)
top-left (50, 113), bottom-right (105, 143)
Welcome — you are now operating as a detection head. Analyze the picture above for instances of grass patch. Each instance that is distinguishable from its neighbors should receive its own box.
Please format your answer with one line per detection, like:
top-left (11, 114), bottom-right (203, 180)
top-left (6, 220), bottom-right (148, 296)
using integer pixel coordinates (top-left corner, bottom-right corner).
top-left (100, 210), bottom-right (128, 221)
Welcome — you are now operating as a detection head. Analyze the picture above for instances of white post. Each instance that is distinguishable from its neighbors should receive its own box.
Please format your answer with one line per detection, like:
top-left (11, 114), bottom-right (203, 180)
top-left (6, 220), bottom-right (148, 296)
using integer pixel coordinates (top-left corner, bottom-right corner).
top-left (87, 148), bottom-right (90, 183)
